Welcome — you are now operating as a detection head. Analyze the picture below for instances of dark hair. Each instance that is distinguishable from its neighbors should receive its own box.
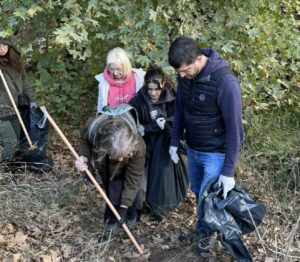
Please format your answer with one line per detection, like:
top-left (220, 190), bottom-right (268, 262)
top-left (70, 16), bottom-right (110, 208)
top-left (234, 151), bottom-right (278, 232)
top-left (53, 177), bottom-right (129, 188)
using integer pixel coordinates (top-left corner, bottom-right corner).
top-left (168, 36), bottom-right (202, 69)
top-left (0, 42), bottom-right (23, 74)
top-left (143, 65), bottom-right (174, 91)
top-left (8, 46), bottom-right (23, 74)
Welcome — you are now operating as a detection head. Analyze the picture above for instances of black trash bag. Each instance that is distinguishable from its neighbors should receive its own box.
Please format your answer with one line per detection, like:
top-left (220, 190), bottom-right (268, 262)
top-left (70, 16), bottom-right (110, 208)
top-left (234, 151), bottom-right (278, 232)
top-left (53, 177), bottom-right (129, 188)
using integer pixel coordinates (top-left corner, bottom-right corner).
top-left (198, 178), bottom-right (266, 262)
top-left (18, 106), bottom-right (53, 173)
top-left (28, 107), bottom-right (49, 151)
top-left (19, 104), bottom-right (31, 134)
top-left (146, 130), bottom-right (189, 219)
top-left (219, 234), bottom-right (253, 262)
top-left (19, 150), bottom-right (53, 173)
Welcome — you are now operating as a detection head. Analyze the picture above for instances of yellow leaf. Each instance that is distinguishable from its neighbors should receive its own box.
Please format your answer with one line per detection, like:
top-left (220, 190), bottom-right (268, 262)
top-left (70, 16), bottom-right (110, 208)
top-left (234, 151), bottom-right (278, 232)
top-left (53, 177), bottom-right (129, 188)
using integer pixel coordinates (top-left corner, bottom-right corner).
top-left (39, 255), bottom-right (52, 262)
top-left (27, 8), bottom-right (35, 17)
top-left (0, 235), bottom-right (6, 243)
top-left (13, 253), bottom-right (21, 262)
top-left (61, 244), bottom-right (72, 259)
top-left (49, 249), bottom-right (62, 262)
top-left (3, 223), bottom-right (14, 234)
top-left (7, 231), bottom-right (28, 248)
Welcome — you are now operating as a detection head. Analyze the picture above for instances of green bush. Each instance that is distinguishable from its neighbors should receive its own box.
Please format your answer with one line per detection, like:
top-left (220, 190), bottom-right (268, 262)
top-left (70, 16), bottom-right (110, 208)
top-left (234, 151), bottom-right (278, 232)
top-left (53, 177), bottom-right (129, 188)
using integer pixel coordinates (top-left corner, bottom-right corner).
top-left (0, 0), bottom-right (299, 128)
top-left (241, 109), bottom-right (300, 197)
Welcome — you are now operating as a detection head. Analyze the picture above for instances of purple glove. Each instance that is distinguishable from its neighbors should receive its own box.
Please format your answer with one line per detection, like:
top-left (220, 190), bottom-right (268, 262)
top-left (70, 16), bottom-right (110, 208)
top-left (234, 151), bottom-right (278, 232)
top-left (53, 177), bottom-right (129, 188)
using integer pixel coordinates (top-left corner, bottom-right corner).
top-left (75, 156), bottom-right (88, 172)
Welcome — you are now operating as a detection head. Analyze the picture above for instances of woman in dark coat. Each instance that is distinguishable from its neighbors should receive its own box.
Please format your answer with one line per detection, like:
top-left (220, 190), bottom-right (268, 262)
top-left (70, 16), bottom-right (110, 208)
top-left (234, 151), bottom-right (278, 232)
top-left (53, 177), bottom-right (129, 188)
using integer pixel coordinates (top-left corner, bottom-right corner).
top-left (0, 36), bottom-right (37, 161)
top-left (130, 66), bottom-right (175, 153)
top-left (130, 66), bottom-right (188, 218)
top-left (75, 106), bottom-right (146, 228)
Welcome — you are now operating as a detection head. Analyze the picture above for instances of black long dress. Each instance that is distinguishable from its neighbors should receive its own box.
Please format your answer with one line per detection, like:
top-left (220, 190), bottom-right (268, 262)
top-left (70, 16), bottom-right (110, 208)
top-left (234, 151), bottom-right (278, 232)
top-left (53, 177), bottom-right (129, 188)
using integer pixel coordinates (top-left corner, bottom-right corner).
top-left (130, 88), bottom-right (189, 218)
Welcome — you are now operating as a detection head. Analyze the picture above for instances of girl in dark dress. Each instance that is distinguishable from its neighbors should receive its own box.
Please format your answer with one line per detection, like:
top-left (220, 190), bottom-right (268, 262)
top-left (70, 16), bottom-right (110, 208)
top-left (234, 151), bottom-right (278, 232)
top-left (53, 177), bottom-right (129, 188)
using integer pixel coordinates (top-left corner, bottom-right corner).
top-left (130, 66), bottom-right (188, 219)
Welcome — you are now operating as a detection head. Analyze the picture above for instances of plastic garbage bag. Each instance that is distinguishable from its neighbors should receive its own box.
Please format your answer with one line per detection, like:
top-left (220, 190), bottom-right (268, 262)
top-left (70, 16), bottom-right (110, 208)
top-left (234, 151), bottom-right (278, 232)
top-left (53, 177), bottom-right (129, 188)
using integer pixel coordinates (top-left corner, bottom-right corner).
top-left (146, 129), bottom-right (189, 218)
top-left (198, 178), bottom-right (266, 262)
top-left (18, 106), bottom-right (53, 173)
top-left (28, 106), bottom-right (49, 152)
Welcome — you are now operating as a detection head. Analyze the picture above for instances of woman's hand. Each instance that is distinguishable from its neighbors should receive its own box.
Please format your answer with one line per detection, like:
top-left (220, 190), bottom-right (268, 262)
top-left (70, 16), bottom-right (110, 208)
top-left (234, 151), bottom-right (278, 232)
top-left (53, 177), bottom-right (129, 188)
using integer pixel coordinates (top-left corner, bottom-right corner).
top-left (75, 156), bottom-right (88, 172)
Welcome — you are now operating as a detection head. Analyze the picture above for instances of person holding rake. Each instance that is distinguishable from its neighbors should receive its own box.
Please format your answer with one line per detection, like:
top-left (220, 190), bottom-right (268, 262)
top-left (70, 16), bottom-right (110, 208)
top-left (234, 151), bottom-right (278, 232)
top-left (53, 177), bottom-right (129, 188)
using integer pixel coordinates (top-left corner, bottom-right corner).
top-left (0, 34), bottom-right (37, 162)
top-left (75, 107), bottom-right (146, 229)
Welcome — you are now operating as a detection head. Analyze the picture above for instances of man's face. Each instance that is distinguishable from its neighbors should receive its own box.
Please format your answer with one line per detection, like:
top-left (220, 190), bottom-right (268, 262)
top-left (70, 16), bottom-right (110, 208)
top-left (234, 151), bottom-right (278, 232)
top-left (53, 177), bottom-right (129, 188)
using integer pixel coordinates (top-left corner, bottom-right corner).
top-left (176, 56), bottom-right (203, 79)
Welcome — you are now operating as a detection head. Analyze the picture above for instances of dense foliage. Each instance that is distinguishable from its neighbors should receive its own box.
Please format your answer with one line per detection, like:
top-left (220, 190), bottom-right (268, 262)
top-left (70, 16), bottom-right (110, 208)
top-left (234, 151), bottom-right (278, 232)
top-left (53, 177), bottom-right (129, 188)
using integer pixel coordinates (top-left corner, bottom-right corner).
top-left (0, 0), bottom-right (299, 128)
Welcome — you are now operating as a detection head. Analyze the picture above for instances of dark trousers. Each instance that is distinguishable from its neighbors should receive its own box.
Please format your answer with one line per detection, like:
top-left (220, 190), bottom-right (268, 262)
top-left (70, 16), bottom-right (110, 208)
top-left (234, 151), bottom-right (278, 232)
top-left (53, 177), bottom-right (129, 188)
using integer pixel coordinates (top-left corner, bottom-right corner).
top-left (100, 172), bottom-right (141, 222)
top-left (0, 118), bottom-right (20, 161)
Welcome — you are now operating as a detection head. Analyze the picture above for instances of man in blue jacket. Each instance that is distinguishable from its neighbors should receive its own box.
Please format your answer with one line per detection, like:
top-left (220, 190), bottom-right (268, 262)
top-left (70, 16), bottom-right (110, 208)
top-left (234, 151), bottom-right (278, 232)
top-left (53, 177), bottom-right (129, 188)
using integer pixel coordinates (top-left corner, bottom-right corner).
top-left (168, 36), bottom-right (244, 253)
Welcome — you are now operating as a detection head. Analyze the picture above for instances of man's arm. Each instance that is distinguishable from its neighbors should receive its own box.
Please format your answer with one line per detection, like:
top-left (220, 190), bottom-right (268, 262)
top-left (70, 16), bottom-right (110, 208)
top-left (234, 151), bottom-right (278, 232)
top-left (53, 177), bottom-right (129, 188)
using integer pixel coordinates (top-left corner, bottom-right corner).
top-left (170, 86), bottom-right (185, 147)
top-left (217, 74), bottom-right (244, 177)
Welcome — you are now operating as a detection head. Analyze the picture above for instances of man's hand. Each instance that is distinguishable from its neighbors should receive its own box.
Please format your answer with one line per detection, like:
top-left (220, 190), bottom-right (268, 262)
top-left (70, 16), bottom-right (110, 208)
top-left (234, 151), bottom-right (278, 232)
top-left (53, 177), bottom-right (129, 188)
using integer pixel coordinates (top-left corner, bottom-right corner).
top-left (75, 156), bottom-right (88, 172)
top-left (218, 175), bottom-right (235, 199)
top-left (156, 117), bottom-right (166, 130)
top-left (169, 146), bottom-right (179, 164)
top-left (118, 206), bottom-right (128, 225)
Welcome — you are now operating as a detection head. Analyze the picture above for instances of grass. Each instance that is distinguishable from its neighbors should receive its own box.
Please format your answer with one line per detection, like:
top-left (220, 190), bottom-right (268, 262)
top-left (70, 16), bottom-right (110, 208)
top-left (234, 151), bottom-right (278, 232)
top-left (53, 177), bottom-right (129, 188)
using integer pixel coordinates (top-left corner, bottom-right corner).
top-left (243, 108), bottom-right (300, 155)
top-left (240, 109), bottom-right (299, 200)
top-left (236, 109), bottom-right (300, 261)
top-left (0, 108), bottom-right (299, 261)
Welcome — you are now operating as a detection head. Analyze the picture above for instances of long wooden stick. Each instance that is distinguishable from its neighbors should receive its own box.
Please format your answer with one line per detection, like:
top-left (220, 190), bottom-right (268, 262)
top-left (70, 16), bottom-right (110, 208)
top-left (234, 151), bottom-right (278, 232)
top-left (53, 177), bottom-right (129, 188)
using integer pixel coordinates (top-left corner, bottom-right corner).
top-left (40, 106), bottom-right (144, 255)
top-left (0, 69), bottom-right (35, 149)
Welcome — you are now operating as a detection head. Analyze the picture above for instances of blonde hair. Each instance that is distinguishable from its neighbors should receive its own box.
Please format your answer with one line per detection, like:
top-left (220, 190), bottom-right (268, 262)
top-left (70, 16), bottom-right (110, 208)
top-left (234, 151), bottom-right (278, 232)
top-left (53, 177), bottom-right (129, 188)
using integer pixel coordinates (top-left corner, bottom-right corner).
top-left (106, 47), bottom-right (132, 77)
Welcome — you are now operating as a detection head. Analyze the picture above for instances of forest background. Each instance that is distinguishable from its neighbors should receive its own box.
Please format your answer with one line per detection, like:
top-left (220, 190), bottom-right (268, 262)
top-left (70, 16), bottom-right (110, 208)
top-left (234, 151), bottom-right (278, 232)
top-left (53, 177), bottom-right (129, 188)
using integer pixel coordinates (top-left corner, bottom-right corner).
top-left (0, 0), bottom-right (299, 261)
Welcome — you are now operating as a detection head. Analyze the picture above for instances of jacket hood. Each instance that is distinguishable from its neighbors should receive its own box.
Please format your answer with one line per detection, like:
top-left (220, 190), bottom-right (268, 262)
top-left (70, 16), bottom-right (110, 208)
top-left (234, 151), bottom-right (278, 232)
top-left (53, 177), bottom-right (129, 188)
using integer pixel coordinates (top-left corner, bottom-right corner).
top-left (0, 37), bottom-right (20, 55)
top-left (199, 48), bottom-right (228, 77)
top-left (140, 86), bottom-right (175, 105)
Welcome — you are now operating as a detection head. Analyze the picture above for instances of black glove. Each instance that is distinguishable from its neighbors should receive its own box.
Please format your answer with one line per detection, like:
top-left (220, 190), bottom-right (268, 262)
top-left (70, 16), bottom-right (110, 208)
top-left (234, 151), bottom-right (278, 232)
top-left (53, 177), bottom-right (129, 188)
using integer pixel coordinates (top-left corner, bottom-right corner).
top-left (83, 174), bottom-right (91, 185)
top-left (117, 206), bottom-right (128, 225)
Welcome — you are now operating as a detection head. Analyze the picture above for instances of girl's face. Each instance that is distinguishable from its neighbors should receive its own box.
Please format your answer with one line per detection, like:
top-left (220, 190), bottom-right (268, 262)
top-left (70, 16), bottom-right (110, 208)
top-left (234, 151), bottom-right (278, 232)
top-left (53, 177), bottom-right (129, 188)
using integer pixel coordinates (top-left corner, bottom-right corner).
top-left (107, 63), bottom-right (125, 80)
top-left (0, 43), bottom-right (8, 56)
top-left (147, 82), bottom-right (163, 103)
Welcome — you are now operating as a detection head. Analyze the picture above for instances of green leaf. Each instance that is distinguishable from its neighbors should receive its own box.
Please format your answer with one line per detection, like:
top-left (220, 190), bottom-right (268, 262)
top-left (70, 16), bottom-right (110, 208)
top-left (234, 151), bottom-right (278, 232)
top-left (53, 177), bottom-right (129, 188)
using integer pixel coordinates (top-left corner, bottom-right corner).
top-left (149, 9), bottom-right (157, 21)
top-left (221, 42), bottom-right (235, 54)
top-left (248, 28), bottom-right (261, 39)
top-left (13, 7), bottom-right (28, 21)
top-left (27, 4), bottom-right (44, 17)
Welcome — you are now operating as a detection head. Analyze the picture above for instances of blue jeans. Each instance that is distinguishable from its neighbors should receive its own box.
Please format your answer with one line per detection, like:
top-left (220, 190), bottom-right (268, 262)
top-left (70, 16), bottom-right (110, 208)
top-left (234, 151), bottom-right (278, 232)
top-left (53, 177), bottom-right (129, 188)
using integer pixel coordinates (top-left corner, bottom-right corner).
top-left (187, 147), bottom-right (225, 234)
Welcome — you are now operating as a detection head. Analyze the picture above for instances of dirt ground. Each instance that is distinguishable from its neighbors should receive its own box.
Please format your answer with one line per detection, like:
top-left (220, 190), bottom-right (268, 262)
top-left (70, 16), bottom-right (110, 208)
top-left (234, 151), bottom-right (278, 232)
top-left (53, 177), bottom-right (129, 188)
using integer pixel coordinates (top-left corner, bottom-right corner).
top-left (0, 149), bottom-right (299, 261)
